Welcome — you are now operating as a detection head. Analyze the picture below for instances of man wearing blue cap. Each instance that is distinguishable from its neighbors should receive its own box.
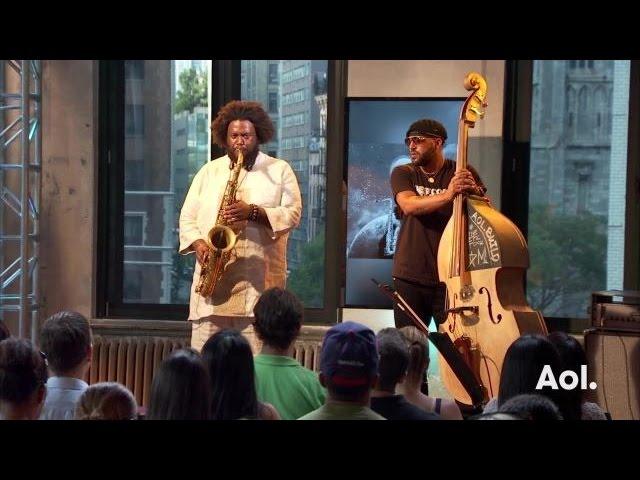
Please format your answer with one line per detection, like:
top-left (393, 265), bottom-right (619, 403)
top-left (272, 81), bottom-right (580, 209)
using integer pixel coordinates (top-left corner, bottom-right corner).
top-left (298, 321), bottom-right (385, 420)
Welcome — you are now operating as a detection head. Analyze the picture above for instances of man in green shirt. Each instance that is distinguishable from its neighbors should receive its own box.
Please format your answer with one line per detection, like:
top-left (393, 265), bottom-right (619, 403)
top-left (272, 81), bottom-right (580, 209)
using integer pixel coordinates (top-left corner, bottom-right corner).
top-left (253, 288), bottom-right (326, 419)
top-left (298, 321), bottom-right (385, 420)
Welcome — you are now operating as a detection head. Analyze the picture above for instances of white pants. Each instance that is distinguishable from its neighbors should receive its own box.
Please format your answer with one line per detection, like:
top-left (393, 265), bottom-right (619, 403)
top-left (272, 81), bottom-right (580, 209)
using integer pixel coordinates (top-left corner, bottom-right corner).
top-left (190, 315), bottom-right (263, 355)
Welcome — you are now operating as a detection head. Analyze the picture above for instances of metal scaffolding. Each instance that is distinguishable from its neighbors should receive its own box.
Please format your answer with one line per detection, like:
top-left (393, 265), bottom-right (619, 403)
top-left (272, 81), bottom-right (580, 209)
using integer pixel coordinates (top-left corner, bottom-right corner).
top-left (0, 60), bottom-right (41, 340)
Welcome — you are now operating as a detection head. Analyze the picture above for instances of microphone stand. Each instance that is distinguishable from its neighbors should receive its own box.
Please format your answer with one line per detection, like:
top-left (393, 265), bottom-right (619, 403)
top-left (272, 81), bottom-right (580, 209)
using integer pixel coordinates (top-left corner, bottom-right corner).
top-left (371, 278), bottom-right (486, 410)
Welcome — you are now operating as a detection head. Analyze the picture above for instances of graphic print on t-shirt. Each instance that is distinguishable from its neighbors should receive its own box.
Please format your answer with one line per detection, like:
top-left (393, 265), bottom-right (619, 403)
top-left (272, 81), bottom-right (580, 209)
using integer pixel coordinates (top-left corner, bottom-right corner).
top-left (416, 185), bottom-right (447, 197)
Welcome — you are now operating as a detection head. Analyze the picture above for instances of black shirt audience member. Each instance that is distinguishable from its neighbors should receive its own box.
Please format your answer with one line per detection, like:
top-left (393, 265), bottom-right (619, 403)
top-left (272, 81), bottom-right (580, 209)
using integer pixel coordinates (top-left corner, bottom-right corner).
top-left (370, 328), bottom-right (440, 420)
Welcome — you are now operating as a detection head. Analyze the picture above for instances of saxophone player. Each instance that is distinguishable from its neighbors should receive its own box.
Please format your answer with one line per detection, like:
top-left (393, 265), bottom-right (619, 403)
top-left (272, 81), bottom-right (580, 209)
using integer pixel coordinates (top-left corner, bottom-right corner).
top-left (179, 100), bottom-right (302, 353)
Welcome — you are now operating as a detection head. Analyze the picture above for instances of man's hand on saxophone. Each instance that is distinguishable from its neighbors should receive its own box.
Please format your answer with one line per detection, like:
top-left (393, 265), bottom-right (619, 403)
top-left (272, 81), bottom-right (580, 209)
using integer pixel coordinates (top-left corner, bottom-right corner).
top-left (191, 239), bottom-right (210, 266)
top-left (223, 200), bottom-right (252, 224)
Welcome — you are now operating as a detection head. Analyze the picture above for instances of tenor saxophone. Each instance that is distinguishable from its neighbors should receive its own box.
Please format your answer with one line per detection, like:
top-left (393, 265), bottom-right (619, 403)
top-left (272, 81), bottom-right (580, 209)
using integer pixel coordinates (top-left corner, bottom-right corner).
top-left (195, 151), bottom-right (244, 298)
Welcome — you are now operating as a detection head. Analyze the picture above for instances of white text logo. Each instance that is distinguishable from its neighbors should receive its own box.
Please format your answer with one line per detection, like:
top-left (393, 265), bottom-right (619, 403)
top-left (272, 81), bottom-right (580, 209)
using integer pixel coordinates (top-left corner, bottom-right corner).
top-left (535, 365), bottom-right (597, 391)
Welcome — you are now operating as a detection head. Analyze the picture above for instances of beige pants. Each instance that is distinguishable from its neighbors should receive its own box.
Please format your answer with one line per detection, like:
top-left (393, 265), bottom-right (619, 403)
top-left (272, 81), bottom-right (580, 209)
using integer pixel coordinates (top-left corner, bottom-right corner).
top-left (190, 315), bottom-right (263, 355)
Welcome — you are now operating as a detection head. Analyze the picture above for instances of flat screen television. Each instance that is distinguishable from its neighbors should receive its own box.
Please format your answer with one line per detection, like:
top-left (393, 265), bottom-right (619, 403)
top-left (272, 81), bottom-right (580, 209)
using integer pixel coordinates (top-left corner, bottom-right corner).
top-left (345, 97), bottom-right (465, 308)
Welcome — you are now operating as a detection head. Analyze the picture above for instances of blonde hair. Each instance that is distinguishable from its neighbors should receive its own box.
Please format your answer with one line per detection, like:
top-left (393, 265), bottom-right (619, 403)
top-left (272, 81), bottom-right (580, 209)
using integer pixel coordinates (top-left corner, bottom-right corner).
top-left (398, 326), bottom-right (429, 381)
top-left (75, 382), bottom-right (137, 420)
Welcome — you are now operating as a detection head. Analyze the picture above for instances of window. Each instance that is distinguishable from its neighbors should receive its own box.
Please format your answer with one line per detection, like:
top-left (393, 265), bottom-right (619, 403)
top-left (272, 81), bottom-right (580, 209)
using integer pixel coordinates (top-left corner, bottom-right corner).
top-left (282, 112), bottom-right (305, 127)
top-left (125, 60), bottom-right (144, 79)
top-left (282, 89), bottom-right (306, 106)
top-left (125, 105), bottom-right (144, 136)
top-left (99, 60), bottom-right (343, 320)
top-left (124, 213), bottom-right (145, 245)
top-left (123, 269), bottom-right (143, 302)
top-left (268, 92), bottom-right (278, 113)
top-left (282, 64), bottom-right (309, 83)
top-left (281, 136), bottom-right (307, 150)
top-left (525, 60), bottom-right (630, 320)
top-left (241, 60), bottom-right (329, 308)
top-left (125, 160), bottom-right (145, 190)
top-left (268, 63), bottom-right (278, 84)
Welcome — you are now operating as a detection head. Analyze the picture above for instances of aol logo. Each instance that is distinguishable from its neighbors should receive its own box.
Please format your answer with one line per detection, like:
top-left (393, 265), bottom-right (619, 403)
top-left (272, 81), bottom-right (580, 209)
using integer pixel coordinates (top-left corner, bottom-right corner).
top-left (535, 365), bottom-right (597, 391)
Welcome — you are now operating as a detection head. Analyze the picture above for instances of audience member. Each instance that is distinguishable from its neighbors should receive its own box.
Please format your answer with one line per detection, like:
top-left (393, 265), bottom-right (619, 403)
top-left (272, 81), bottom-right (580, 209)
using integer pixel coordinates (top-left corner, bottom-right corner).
top-left (299, 321), bottom-right (384, 420)
top-left (147, 348), bottom-right (211, 420)
top-left (0, 338), bottom-right (47, 420)
top-left (253, 288), bottom-right (325, 419)
top-left (547, 331), bottom-right (607, 420)
top-left (498, 393), bottom-right (563, 420)
top-left (38, 311), bottom-right (92, 420)
top-left (202, 329), bottom-right (280, 420)
top-left (371, 328), bottom-right (440, 420)
top-left (483, 334), bottom-right (571, 419)
top-left (75, 382), bottom-right (137, 420)
top-left (397, 326), bottom-right (463, 419)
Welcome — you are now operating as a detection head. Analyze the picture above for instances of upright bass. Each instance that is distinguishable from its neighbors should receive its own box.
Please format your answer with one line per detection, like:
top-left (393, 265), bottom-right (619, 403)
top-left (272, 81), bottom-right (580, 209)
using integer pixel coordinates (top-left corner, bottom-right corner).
top-left (437, 72), bottom-right (547, 406)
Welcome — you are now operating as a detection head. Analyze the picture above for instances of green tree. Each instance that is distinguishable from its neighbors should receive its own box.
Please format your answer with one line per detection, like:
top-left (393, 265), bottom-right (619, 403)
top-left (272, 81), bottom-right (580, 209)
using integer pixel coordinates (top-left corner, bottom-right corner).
top-left (527, 205), bottom-right (606, 316)
top-left (175, 68), bottom-right (207, 114)
top-left (288, 232), bottom-right (325, 307)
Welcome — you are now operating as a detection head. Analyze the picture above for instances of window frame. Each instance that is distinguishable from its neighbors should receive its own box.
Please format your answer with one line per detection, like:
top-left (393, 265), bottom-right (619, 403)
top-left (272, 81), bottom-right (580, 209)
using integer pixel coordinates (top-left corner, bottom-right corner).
top-left (96, 60), bottom-right (347, 323)
top-left (502, 60), bottom-right (640, 332)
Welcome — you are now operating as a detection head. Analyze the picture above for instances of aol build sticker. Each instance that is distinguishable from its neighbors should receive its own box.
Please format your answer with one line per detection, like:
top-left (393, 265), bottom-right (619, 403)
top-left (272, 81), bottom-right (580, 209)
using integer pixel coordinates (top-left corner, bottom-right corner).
top-left (536, 365), bottom-right (597, 391)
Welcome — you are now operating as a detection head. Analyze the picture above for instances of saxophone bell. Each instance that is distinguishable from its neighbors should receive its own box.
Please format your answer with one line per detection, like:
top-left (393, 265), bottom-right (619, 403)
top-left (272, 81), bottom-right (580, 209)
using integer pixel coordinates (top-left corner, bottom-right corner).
top-left (208, 224), bottom-right (236, 253)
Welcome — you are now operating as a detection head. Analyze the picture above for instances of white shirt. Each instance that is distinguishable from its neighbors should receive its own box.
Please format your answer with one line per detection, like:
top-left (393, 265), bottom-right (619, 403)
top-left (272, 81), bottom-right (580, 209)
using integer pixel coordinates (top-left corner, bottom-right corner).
top-left (179, 152), bottom-right (302, 319)
top-left (40, 376), bottom-right (88, 420)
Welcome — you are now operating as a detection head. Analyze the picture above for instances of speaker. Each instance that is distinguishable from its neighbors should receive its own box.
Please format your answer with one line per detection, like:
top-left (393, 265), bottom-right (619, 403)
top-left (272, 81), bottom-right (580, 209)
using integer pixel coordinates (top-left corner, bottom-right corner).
top-left (591, 290), bottom-right (640, 332)
top-left (584, 328), bottom-right (640, 420)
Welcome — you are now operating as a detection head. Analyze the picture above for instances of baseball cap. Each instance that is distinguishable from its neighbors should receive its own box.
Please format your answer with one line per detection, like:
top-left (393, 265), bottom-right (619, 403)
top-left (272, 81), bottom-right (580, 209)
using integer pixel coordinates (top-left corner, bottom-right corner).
top-left (406, 118), bottom-right (448, 141)
top-left (320, 321), bottom-right (378, 388)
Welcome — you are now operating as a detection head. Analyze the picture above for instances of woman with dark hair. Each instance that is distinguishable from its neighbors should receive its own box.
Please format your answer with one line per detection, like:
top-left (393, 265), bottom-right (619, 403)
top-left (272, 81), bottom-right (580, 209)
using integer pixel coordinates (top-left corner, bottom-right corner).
top-left (146, 348), bottom-right (211, 420)
top-left (0, 338), bottom-right (48, 420)
top-left (202, 329), bottom-right (279, 420)
top-left (179, 100), bottom-right (302, 354)
top-left (547, 331), bottom-right (607, 420)
top-left (484, 334), bottom-right (574, 420)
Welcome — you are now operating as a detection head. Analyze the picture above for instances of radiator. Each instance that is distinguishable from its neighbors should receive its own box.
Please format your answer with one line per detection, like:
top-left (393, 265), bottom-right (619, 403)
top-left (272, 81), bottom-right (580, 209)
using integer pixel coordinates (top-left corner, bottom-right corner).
top-left (88, 336), bottom-right (190, 409)
top-left (88, 320), bottom-right (329, 408)
top-left (292, 340), bottom-right (322, 371)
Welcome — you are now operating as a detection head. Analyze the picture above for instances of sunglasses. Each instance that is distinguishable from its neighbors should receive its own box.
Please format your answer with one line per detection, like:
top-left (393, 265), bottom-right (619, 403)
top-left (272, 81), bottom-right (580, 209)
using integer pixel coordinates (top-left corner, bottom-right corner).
top-left (404, 135), bottom-right (441, 147)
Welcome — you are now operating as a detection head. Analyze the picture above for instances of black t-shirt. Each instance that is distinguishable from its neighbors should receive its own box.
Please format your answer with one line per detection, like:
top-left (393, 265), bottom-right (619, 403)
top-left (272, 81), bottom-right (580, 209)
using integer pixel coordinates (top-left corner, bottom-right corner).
top-left (390, 159), bottom-right (485, 286)
top-left (370, 395), bottom-right (441, 420)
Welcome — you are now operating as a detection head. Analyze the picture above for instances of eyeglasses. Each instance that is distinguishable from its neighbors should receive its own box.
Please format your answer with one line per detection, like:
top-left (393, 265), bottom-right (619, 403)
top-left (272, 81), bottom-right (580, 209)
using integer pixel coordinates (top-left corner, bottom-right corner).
top-left (404, 135), bottom-right (440, 147)
top-left (39, 350), bottom-right (49, 367)
top-left (229, 133), bottom-right (256, 142)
